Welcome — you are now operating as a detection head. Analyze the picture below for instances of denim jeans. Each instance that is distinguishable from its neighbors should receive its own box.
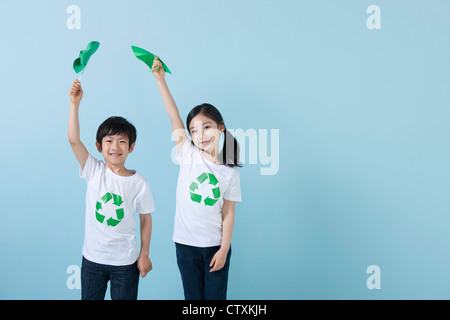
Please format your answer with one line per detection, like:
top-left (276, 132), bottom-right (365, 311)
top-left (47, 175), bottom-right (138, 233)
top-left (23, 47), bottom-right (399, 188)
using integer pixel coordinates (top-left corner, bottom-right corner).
top-left (81, 256), bottom-right (139, 300)
top-left (175, 243), bottom-right (231, 300)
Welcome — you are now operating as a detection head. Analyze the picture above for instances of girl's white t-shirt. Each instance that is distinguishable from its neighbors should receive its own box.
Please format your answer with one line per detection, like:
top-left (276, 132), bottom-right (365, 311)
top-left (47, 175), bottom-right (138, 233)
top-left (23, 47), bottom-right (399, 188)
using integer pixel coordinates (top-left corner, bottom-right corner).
top-left (80, 154), bottom-right (156, 266)
top-left (173, 140), bottom-right (242, 247)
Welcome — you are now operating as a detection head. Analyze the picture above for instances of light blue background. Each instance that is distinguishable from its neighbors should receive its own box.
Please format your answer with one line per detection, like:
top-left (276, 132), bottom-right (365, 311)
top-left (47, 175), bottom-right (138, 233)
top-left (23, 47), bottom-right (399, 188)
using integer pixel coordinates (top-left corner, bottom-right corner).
top-left (1, 0), bottom-right (450, 299)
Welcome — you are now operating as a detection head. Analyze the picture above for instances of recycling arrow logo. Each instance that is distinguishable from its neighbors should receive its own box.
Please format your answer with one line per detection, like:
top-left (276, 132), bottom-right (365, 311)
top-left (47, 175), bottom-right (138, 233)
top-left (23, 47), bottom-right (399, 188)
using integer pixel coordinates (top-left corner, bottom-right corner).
top-left (189, 172), bottom-right (221, 207)
top-left (95, 192), bottom-right (125, 227)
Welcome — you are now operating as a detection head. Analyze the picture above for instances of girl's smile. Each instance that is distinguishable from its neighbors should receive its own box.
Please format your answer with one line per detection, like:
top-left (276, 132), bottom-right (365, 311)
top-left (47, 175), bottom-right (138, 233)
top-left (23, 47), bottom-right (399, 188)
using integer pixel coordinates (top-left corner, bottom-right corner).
top-left (201, 137), bottom-right (214, 147)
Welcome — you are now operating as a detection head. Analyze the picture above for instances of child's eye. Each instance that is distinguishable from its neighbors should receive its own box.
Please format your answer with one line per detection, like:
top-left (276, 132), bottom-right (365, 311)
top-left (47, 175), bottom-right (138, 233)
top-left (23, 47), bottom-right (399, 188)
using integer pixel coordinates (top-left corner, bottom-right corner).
top-left (204, 126), bottom-right (210, 130)
top-left (191, 130), bottom-right (197, 134)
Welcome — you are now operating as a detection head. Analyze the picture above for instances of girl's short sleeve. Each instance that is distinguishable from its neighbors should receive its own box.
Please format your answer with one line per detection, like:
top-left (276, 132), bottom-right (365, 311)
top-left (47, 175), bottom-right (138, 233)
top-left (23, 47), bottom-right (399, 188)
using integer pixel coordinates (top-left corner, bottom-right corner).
top-left (176, 139), bottom-right (194, 165)
top-left (223, 168), bottom-right (242, 203)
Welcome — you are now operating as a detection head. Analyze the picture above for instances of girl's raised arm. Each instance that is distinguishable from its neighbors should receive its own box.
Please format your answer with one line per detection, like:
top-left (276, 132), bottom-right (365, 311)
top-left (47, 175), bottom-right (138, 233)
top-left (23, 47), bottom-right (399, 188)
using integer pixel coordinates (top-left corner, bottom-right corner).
top-left (152, 57), bottom-right (187, 153)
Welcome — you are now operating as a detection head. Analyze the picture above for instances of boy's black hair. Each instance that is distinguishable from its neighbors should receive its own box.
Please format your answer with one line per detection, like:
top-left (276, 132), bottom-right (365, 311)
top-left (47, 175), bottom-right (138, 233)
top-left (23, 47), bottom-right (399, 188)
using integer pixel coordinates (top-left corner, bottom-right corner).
top-left (96, 116), bottom-right (137, 150)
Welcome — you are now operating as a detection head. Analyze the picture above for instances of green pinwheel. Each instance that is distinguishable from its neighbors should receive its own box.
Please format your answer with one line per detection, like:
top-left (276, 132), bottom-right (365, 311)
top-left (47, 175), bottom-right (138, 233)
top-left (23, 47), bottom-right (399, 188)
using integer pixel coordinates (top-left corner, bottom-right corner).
top-left (73, 41), bottom-right (100, 74)
top-left (131, 45), bottom-right (172, 74)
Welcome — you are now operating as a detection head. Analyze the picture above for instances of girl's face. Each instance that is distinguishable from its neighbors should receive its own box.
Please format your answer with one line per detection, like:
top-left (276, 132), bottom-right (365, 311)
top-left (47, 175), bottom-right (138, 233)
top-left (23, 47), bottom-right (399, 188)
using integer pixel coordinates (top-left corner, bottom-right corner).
top-left (188, 113), bottom-right (224, 155)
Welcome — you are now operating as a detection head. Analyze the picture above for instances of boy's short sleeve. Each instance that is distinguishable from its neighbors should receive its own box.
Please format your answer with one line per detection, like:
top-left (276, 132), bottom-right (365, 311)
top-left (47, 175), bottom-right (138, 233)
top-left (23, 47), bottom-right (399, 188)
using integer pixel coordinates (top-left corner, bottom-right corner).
top-left (223, 168), bottom-right (242, 203)
top-left (80, 154), bottom-right (102, 182)
top-left (136, 180), bottom-right (156, 214)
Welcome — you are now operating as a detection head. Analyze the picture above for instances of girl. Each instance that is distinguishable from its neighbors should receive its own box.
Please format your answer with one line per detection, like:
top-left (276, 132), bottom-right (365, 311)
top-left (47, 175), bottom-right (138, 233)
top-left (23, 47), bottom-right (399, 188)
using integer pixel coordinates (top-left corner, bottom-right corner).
top-left (151, 57), bottom-right (242, 300)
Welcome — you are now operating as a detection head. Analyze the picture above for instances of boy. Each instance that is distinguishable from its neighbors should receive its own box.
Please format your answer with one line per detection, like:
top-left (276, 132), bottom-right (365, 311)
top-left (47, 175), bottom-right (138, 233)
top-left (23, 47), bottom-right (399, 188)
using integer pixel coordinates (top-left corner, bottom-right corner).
top-left (68, 80), bottom-right (155, 300)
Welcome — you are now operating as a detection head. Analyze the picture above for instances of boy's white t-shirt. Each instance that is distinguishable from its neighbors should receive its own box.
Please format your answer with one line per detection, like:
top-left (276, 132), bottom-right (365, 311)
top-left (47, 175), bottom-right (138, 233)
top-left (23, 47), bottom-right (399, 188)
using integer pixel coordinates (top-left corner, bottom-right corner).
top-left (80, 154), bottom-right (155, 266)
top-left (174, 140), bottom-right (242, 247)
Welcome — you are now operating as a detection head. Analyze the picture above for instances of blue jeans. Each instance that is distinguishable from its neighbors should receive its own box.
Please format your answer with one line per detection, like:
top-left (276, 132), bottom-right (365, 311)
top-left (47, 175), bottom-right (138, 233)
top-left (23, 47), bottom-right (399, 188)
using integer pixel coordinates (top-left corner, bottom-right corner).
top-left (175, 243), bottom-right (231, 300)
top-left (81, 256), bottom-right (139, 300)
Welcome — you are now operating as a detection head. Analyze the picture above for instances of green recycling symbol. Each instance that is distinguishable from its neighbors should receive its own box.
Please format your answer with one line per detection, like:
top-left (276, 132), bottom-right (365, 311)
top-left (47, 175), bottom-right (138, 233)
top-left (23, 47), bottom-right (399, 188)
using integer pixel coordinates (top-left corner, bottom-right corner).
top-left (189, 172), bottom-right (220, 207)
top-left (95, 192), bottom-right (125, 227)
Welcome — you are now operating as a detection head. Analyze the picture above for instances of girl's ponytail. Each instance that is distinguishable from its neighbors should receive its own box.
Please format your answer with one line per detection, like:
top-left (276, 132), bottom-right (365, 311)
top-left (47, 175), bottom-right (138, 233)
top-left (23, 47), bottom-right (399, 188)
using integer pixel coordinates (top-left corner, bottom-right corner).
top-left (222, 129), bottom-right (241, 168)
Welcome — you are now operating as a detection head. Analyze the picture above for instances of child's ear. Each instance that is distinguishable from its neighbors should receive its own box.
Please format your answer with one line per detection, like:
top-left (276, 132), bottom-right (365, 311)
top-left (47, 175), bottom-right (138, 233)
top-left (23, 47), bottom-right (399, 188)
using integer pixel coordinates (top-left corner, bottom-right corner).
top-left (96, 142), bottom-right (102, 153)
top-left (219, 124), bottom-right (225, 134)
top-left (128, 142), bottom-right (136, 153)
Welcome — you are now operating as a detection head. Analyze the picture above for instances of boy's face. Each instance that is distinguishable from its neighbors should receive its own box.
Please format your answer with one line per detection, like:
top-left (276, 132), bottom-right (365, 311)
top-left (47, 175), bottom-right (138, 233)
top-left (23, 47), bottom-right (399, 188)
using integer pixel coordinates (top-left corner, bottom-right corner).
top-left (96, 134), bottom-right (135, 166)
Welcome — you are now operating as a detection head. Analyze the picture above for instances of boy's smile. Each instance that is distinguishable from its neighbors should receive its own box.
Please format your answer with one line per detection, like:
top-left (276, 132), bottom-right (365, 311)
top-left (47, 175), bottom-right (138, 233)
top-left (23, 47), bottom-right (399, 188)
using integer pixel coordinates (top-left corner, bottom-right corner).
top-left (109, 152), bottom-right (123, 157)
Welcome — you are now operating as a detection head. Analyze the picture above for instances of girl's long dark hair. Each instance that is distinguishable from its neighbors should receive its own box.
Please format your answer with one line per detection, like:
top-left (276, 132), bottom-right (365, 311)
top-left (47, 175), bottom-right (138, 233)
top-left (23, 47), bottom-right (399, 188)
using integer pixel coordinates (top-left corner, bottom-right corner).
top-left (186, 103), bottom-right (241, 168)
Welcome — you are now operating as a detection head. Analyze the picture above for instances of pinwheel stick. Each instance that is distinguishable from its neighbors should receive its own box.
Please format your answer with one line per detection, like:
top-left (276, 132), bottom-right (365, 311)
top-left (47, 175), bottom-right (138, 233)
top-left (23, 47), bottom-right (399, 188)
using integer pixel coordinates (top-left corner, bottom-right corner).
top-left (77, 68), bottom-right (85, 81)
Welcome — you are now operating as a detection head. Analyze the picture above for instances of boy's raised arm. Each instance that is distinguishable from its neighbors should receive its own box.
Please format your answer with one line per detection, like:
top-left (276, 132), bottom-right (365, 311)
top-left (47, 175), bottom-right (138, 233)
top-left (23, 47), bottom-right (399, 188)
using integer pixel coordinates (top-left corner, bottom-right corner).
top-left (68, 80), bottom-right (89, 169)
top-left (151, 57), bottom-right (187, 153)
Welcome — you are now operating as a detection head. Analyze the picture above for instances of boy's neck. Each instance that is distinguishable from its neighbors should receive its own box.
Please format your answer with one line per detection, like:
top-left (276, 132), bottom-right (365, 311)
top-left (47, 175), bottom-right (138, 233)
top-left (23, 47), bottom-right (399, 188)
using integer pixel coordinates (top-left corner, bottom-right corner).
top-left (105, 162), bottom-right (134, 177)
